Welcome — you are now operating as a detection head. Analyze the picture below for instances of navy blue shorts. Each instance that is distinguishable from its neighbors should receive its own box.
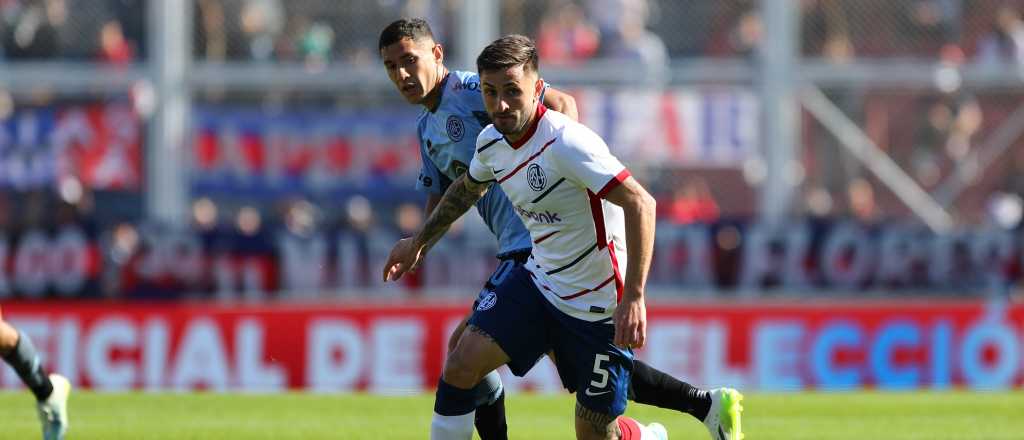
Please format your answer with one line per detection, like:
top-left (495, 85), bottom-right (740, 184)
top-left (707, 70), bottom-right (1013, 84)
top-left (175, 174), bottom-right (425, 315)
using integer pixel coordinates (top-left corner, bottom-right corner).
top-left (471, 251), bottom-right (530, 312)
top-left (468, 264), bottom-right (634, 416)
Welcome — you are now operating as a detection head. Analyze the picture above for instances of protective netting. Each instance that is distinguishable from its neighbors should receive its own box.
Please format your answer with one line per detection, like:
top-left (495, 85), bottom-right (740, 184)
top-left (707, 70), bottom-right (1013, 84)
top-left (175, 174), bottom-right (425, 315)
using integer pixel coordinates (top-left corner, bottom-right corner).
top-left (802, 0), bottom-right (1024, 61)
top-left (193, 0), bottom-right (461, 64)
top-left (0, 0), bottom-right (146, 61)
top-left (801, 87), bottom-right (1024, 227)
top-left (503, 0), bottom-right (758, 63)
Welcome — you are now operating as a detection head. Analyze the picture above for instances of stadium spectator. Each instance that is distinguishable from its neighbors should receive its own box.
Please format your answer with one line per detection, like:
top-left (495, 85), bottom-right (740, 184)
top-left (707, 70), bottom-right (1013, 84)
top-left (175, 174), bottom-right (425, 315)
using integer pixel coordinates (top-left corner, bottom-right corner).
top-left (976, 5), bottom-right (1024, 66)
top-left (802, 0), bottom-right (854, 63)
top-left (195, 0), bottom-right (227, 61)
top-left (97, 19), bottom-right (133, 65)
top-left (591, 0), bottom-right (668, 76)
top-left (909, 91), bottom-right (982, 187)
top-left (537, 0), bottom-right (599, 65)
top-left (661, 176), bottom-right (720, 225)
top-left (107, 0), bottom-right (145, 59)
top-left (290, 14), bottom-right (335, 68)
top-left (2, 0), bottom-right (61, 59)
top-left (0, 192), bottom-right (12, 235)
top-left (846, 176), bottom-right (879, 223)
top-left (236, 0), bottom-right (284, 61)
top-left (729, 9), bottom-right (761, 58)
top-left (223, 205), bottom-right (275, 300)
top-left (898, 0), bottom-right (962, 55)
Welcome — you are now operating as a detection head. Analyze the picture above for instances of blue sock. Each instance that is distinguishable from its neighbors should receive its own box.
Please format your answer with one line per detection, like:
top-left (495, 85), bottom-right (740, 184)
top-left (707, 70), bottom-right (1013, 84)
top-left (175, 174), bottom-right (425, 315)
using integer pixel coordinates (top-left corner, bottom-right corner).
top-left (434, 378), bottom-right (478, 416)
top-left (432, 379), bottom-right (478, 439)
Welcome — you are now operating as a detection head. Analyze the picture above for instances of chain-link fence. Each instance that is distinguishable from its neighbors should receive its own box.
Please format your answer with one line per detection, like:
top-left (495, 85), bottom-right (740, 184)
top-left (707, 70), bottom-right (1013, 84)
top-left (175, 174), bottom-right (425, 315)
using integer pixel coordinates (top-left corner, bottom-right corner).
top-left (503, 0), bottom-right (757, 64)
top-left (800, 87), bottom-right (1024, 226)
top-left (0, 0), bottom-right (146, 61)
top-left (802, 0), bottom-right (1024, 61)
top-left (6, 0), bottom-right (1024, 299)
top-left (192, 0), bottom-right (461, 65)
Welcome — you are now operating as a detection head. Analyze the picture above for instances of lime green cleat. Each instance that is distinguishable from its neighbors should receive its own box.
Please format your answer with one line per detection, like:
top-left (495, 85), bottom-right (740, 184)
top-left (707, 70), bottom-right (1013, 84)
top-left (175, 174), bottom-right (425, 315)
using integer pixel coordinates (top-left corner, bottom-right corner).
top-left (702, 387), bottom-right (743, 440)
top-left (37, 374), bottom-right (70, 440)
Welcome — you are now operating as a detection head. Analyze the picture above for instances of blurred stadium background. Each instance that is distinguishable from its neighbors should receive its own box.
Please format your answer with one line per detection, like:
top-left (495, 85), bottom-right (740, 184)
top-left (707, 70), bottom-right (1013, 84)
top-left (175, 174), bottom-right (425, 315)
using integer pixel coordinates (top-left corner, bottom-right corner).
top-left (1, 0), bottom-right (1023, 415)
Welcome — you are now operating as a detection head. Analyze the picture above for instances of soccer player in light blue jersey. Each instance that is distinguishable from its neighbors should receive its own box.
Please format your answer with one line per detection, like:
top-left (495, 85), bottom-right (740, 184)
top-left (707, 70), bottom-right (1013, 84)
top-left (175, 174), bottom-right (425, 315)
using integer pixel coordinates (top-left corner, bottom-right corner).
top-left (379, 19), bottom-right (742, 440)
top-left (0, 309), bottom-right (70, 440)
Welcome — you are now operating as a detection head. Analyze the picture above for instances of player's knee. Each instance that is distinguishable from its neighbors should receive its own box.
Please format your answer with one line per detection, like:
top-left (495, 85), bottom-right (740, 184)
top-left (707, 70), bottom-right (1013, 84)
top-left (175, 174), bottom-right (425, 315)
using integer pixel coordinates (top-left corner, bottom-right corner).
top-left (447, 316), bottom-right (470, 354)
top-left (0, 320), bottom-right (18, 353)
top-left (442, 348), bottom-right (483, 389)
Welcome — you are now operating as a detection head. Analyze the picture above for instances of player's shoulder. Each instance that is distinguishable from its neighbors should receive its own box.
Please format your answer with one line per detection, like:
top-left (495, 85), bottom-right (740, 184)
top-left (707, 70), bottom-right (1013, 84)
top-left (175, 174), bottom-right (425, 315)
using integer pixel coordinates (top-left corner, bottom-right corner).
top-left (475, 124), bottom-right (502, 152)
top-left (416, 108), bottom-right (431, 126)
top-left (543, 110), bottom-right (601, 147)
top-left (446, 70), bottom-right (482, 96)
top-left (415, 109), bottom-right (433, 136)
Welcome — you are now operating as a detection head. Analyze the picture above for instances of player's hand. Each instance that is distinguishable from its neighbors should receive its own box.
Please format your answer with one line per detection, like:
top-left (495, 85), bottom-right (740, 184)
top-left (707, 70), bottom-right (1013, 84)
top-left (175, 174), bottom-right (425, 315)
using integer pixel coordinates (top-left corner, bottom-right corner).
top-left (613, 295), bottom-right (647, 349)
top-left (383, 237), bottom-right (425, 282)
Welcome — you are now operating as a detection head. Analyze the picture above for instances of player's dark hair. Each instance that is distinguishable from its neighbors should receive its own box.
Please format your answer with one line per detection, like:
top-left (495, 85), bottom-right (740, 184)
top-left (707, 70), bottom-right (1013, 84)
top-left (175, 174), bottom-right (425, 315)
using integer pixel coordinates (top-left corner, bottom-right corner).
top-left (476, 34), bottom-right (539, 75)
top-left (378, 18), bottom-right (435, 53)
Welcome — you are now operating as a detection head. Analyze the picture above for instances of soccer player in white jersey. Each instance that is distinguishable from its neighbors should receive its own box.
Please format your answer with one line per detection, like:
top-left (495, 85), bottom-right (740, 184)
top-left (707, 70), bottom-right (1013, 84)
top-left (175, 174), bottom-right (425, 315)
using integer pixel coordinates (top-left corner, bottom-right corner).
top-left (0, 309), bottom-right (71, 440)
top-left (380, 19), bottom-right (743, 440)
top-left (384, 34), bottom-right (722, 440)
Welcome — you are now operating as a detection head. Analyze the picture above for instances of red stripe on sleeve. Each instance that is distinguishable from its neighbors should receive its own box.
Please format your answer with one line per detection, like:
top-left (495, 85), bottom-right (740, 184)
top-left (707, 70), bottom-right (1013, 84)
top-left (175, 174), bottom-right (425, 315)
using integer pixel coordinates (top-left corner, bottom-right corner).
top-left (596, 169), bottom-right (631, 199)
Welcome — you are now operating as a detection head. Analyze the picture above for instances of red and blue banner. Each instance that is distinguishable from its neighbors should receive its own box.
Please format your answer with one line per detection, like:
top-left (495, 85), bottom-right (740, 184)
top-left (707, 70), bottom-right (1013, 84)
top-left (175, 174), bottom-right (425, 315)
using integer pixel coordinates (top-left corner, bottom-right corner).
top-left (3, 300), bottom-right (1022, 392)
top-left (0, 103), bottom-right (142, 190)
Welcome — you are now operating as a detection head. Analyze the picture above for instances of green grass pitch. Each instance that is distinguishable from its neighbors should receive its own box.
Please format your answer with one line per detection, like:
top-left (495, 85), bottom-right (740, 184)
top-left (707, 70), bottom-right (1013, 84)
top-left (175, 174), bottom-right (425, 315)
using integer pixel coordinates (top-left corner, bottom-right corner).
top-left (4, 391), bottom-right (1022, 439)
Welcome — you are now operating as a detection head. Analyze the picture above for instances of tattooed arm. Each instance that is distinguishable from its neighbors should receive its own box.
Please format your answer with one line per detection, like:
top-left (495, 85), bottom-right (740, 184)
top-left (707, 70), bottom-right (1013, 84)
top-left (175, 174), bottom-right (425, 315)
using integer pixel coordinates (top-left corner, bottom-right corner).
top-left (415, 174), bottom-right (489, 250)
top-left (383, 174), bottom-right (491, 281)
top-left (418, 193), bottom-right (446, 255)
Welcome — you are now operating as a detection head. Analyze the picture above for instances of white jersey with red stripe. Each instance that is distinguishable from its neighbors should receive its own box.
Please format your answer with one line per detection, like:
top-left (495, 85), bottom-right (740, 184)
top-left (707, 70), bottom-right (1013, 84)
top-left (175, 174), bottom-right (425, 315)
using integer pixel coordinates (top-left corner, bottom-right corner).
top-left (468, 104), bottom-right (630, 322)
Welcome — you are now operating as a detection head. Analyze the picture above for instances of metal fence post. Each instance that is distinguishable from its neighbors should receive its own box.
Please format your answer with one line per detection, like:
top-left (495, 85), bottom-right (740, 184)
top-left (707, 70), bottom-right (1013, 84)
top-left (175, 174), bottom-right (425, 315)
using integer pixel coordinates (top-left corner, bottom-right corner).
top-left (456, 0), bottom-right (498, 72)
top-left (146, 0), bottom-right (191, 225)
top-left (759, 0), bottom-right (800, 225)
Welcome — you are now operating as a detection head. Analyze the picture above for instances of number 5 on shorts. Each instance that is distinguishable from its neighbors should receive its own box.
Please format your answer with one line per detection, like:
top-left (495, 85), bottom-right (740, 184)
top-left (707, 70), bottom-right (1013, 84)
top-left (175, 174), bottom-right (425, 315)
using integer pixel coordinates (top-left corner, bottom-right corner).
top-left (590, 354), bottom-right (610, 389)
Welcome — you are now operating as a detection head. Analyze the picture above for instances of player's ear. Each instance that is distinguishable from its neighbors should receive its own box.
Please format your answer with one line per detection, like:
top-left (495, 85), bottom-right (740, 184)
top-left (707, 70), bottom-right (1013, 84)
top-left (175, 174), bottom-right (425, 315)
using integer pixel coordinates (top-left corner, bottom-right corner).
top-left (534, 77), bottom-right (544, 100)
top-left (433, 43), bottom-right (444, 64)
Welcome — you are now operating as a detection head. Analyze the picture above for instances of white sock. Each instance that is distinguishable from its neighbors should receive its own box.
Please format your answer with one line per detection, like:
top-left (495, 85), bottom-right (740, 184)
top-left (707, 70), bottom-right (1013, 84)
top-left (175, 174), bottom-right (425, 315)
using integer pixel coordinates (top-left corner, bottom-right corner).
top-left (618, 416), bottom-right (666, 439)
top-left (639, 423), bottom-right (662, 439)
top-left (430, 411), bottom-right (475, 440)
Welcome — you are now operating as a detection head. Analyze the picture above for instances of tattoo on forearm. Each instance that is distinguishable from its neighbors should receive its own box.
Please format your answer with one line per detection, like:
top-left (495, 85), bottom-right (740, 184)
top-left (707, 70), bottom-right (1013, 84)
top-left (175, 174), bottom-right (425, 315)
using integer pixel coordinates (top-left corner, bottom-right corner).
top-left (575, 401), bottom-right (619, 439)
top-left (417, 176), bottom-right (485, 247)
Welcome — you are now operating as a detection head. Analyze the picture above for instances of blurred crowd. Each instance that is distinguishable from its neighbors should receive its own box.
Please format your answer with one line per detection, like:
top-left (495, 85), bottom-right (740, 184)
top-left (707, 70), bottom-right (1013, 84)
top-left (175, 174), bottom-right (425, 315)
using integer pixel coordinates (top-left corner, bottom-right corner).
top-left (3, 0), bottom-right (1024, 66)
top-left (0, 0), bottom-right (144, 63)
top-left (5, 1), bottom-right (1024, 300)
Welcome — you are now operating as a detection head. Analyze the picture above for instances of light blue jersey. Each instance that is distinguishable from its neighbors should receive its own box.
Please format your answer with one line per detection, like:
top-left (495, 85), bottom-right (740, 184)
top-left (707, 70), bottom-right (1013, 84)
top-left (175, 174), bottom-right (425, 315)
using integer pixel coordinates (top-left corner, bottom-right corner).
top-left (415, 70), bottom-right (532, 257)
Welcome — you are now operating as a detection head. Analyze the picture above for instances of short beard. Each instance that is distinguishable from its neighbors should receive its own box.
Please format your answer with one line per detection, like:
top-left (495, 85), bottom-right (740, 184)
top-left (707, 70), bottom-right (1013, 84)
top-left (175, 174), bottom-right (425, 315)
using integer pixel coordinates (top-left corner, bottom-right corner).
top-left (493, 114), bottom-right (530, 136)
top-left (494, 122), bottom-right (521, 135)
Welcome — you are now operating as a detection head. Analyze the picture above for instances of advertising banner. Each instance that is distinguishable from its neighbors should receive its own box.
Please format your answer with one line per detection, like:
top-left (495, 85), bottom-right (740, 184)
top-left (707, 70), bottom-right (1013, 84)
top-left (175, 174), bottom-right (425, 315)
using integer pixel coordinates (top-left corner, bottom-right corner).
top-left (0, 221), bottom-right (1020, 300)
top-left (187, 88), bottom-right (758, 194)
top-left (0, 103), bottom-right (142, 190)
top-left (3, 301), bottom-right (1021, 392)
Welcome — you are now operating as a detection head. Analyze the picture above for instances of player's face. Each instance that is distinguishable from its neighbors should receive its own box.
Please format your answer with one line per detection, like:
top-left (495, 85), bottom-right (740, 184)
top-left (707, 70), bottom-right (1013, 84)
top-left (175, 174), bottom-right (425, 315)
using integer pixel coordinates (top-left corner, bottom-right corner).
top-left (480, 64), bottom-right (543, 137)
top-left (380, 37), bottom-right (443, 105)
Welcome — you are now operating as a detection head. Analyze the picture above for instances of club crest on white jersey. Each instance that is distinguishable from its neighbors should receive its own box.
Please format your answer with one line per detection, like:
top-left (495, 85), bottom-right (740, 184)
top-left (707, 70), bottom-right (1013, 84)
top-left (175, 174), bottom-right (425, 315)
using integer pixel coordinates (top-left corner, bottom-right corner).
top-left (468, 105), bottom-right (632, 322)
